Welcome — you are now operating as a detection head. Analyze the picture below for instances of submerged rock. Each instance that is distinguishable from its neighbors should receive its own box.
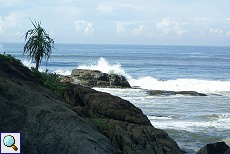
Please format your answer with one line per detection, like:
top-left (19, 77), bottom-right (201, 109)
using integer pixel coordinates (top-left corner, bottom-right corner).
top-left (64, 84), bottom-right (184, 154)
top-left (148, 90), bottom-right (207, 96)
top-left (197, 142), bottom-right (230, 154)
top-left (62, 69), bottom-right (131, 88)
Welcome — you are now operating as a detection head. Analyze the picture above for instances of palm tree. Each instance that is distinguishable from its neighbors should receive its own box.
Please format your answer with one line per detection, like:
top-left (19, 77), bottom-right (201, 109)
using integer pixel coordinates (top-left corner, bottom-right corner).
top-left (24, 20), bottom-right (54, 71)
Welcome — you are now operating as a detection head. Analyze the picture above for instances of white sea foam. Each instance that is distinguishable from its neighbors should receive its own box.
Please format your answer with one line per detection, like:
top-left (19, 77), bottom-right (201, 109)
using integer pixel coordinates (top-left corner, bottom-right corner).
top-left (53, 69), bottom-right (71, 76)
top-left (77, 57), bottom-right (230, 93)
top-left (149, 117), bottom-right (230, 132)
top-left (77, 57), bottom-right (128, 76)
top-left (129, 77), bottom-right (230, 93)
top-left (21, 59), bottom-right (45, 72)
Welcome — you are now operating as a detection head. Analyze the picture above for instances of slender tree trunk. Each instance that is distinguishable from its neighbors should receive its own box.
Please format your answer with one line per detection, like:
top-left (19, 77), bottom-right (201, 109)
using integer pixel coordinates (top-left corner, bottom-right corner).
top-left (35, 58), bottom-right (40, 71)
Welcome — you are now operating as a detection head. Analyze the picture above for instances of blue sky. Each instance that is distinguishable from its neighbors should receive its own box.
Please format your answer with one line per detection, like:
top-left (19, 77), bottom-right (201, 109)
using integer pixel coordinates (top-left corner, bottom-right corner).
top-left (0, 0), bottom-right (230, 45)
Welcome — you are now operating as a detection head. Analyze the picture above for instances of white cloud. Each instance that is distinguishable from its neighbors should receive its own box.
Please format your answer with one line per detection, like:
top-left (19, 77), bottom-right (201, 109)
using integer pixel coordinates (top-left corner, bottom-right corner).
top-left (209, 28), bottom-right (230, 36)
top-left (156, 18), bottom-right (187, 36)
top-left (115, 22), bottom-right (145, 36)
top-left (131, 24), bottom-right (145, 36)
top-left (75, 20), bottom-right (94, 36)
top-left (115, 22), bottom-right (125, 33)
top-left (209, 28), bottom-right (223, 34)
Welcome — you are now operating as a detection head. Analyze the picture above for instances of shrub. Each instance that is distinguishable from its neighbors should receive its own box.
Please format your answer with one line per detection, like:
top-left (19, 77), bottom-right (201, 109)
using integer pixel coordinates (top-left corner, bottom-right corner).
top-left (31, 68), bottom-right (66, 95)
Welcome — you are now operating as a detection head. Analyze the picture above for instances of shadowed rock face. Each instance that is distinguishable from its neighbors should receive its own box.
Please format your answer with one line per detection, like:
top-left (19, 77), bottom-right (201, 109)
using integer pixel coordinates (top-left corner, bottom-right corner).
top-left (64, 84), bottom-right (184, 154)
top-left (61, 69), bottom-right (131, 88)
top-left (197, 142), bottom-right (230, 154)
top-left (0, 56), bottom-right (117, 154)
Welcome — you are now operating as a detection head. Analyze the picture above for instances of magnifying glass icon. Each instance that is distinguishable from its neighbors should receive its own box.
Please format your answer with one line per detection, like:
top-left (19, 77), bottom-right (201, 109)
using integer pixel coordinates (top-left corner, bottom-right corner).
top-left (3, 135), bottom-right (18, 151)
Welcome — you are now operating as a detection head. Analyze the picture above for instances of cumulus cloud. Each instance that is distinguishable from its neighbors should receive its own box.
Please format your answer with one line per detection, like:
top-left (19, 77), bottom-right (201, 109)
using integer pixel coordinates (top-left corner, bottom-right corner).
top-left (209, 28), bottom-right (223, 34)
top-left (115, 22), bottom-right (125, 33)
top-left (156, 18), bottom-right (187, 36)
top-left (115, 22), bottom-right (145, 36)
top-left (131, 24), bottom-right (145, 36)
top-left (75, 20), bottom-right (94, 36)
top-left (209, 28), bottom-right (230, 36)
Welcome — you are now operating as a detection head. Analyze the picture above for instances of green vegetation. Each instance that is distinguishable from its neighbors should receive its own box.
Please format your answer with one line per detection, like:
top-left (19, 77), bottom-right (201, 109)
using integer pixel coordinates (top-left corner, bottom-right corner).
top-left (1, 53), bottom-right (66, 95)
top-left (24, 20), bottom-right (54, 71)
top-left (90, 118), bottom-right (110, 135)
top-left (0, 54), bottom-right (22, 66)
top-left (31, 68), bottom-right (66, 95)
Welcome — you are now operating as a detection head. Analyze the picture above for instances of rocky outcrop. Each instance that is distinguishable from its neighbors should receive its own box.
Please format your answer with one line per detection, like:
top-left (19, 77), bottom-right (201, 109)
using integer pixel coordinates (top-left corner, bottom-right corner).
top-left (147, 90), bottom-right (207, 96)
top-left (61, 69), bottom-right (131, 88)
top-left (197, 142), bottom-right (230, 154)
top-left (0, 56), bottom-right (117, 154)
top-left (64, 84), bottom-right (184, 154)
top-left (64, 84), bottom-right (151, 126)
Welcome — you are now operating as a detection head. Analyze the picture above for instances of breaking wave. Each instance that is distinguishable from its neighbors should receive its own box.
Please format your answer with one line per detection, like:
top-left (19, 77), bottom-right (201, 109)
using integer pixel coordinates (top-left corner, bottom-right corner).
top-left (77, 57), bottom-right (230, 93)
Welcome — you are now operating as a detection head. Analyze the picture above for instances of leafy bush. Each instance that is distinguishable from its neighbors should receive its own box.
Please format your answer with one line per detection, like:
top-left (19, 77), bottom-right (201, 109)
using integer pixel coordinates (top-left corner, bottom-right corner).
top-left (31, 68), bottom-right (66, 95)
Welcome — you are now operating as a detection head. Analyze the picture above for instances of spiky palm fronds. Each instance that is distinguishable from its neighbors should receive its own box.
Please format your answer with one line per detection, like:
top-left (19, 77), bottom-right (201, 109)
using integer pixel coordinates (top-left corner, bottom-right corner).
top-left (24, 20), bottom-right (54, 71)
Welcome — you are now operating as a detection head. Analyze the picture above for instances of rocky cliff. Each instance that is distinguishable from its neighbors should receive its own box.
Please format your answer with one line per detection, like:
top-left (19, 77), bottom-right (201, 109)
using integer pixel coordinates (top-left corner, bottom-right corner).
top-left (0, 55), bottom-right (116, 154)
top-left (0, 55), bottom-right (183, 154)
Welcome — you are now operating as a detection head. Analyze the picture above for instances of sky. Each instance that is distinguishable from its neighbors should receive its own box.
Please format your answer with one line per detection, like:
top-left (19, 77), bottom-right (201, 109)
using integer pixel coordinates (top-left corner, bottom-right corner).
top-left (0, 0), bottom-right (230, 46)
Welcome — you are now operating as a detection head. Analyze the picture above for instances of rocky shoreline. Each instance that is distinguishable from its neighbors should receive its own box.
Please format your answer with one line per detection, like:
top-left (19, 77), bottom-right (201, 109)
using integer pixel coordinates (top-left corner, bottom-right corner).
top-left (0, 55), bottom-right (229, 154)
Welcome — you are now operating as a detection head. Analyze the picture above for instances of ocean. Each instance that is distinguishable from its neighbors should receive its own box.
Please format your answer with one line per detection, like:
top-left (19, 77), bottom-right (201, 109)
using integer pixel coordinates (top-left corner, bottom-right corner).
top-left (1, 43), bottom-right (230, 153)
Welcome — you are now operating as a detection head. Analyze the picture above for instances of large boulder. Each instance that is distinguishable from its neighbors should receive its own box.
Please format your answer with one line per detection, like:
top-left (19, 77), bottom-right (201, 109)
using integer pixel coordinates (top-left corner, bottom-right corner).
top-left (63, 69), bottom-right (131, 88)
top-left (64, 84), bottom-right (184, 154)
top-left (197, 142), bottom-right (230, 154)
top-left (0, 56), bottom-right (117, 154)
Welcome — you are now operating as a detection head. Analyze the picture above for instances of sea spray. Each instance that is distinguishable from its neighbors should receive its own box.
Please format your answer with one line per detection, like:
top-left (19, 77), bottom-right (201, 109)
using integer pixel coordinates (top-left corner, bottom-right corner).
top-left (129, 77), bottom-right (230, 94)
top-left (77, 57), bottom-right (230, 94)
top-left (77, 57), bottom-right (128, 76)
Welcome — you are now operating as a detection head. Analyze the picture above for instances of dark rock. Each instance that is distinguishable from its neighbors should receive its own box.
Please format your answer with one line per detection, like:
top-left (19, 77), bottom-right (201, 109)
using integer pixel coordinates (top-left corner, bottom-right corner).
top-left (197, 142), bottom-right (230, 154)
top-left (67, 69), bottom-right (131, 88)
top-left (0, 56), bottom-right (117, 154)
top-left (64, 84), bottom-right (184, 154)
top-left (64, 84), bottom-right (151, 126)
top-left (148, 90), bottom-right (207, 96)
top-left (107, 119), bottom-right (184, 154)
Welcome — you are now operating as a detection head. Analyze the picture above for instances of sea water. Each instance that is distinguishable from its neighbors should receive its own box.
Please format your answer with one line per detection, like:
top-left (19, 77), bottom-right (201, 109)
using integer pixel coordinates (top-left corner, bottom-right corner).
top-left (1, 43), bottom-right (230, 153)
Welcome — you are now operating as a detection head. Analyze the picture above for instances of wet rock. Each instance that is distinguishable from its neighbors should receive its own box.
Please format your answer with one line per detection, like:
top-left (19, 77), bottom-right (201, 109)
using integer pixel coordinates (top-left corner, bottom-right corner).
top-left (197, 142), bottom-right (230, 154)
top-left (148, 90), bottom-right (207, 96)
top-left (62, 69), bottom-right (131, 88)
